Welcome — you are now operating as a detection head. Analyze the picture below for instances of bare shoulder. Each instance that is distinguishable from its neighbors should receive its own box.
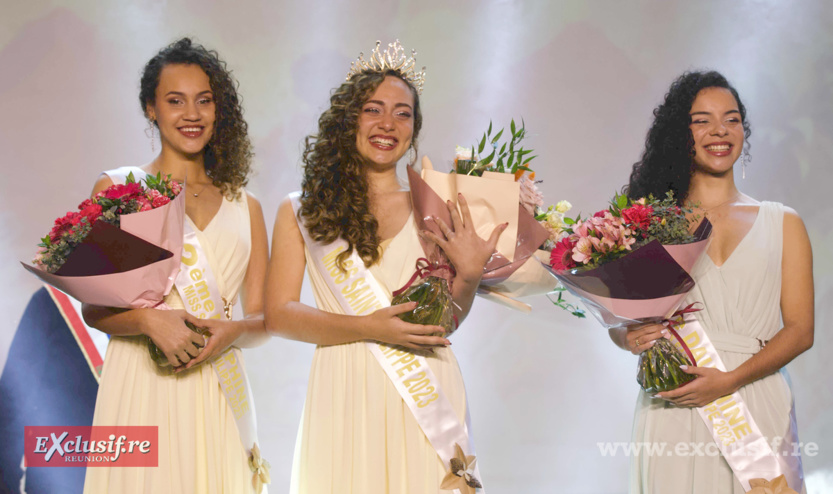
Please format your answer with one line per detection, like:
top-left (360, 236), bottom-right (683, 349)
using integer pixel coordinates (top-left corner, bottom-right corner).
top-left (781, 206), bottom-right (808, 236)
top-left (276, 195), bottom-right (302, 233)
top-left (91, 173), bottom-right (115, 197)
top-left (245, 190), bottom-right (264, 215)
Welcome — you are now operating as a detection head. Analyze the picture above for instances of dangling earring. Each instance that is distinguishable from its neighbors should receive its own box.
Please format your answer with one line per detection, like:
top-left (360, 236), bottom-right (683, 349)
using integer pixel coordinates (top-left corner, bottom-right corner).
top-left (407, 146), bottom-right (416, 164)
top-left (741, 152), bottom-right (747, 179)
top-left (145, 118), bottom-right (157, 153)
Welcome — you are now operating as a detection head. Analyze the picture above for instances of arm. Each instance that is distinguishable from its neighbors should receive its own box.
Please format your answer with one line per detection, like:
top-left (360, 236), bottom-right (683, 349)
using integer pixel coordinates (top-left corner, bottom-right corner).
top-left (185, 192), bottom-right (271, 368)
top-left (263, 196), bottom-right (450, 350)
top-left (82, 173), bottom-right (205, 367)
top-left (421, 193), bottom-right (507, 325)
top-left (658, 208), bottom-right (814, 406)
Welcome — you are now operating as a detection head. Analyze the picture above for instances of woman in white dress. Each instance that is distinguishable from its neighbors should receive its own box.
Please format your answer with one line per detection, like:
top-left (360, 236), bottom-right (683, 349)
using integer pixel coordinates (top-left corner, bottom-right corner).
top-left (612, 71), bottom-right (814, 493)
top-left (264, 42), bottom-right (505, 493)
top-left (82, 38), bottom-right (270, 493)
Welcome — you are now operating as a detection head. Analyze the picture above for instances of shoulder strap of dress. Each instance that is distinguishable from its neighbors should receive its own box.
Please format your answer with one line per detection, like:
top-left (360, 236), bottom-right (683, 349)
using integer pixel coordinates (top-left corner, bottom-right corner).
top-left (760, 201), bottom-right (785, 259)
top-left (102, 166), bottom-right (147, 185)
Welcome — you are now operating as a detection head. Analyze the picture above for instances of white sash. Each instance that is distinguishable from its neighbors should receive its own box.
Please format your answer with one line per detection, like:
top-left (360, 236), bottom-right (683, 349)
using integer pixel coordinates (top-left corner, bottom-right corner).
top-left (669, 314), bottom-right (799, 491)
top-left (290, 192), bottom-right (483, 492)
top-left (175, 222), bottom-right (260, 457)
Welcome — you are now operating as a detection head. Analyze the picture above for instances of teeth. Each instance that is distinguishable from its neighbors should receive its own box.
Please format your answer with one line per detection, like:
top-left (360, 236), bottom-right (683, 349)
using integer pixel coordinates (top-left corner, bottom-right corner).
top-left (370, 137), bottom-right (396, 146)
top-left (180, 127), bottom-right (202, 133)
top-left (706, 144), bottom-right (730, 151)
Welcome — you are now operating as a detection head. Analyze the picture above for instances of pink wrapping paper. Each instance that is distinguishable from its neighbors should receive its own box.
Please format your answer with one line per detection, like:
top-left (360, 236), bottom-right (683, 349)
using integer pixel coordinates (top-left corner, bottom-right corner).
top-left (21, 189), bottom-right (185, 308)
top-left (542, 219), bottom-right (712, 327)
top-left (407, 164), bottom-right (549, 283)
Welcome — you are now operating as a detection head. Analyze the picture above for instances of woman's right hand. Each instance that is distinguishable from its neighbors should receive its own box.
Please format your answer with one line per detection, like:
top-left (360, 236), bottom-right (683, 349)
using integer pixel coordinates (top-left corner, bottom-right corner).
top-left (364, 302), bottom-right (451, 351)
top-left (141, 309), bottom-right (206, 367)
top-left (622, 322), bottom-right (668, 355)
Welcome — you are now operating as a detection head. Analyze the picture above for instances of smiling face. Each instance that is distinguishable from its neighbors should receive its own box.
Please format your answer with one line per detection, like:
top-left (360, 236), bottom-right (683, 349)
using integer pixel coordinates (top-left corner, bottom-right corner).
top-left (689, 86), bottom-right (744, 176)
top-left (146, 63), bottom-right (216, 157)
top-left (355, 75), bottom-right (415, 168)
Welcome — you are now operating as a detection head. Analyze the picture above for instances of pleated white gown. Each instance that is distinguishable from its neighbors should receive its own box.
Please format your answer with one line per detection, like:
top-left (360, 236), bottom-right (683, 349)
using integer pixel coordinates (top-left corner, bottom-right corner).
top-left (630, 202), bottom-right (805, 493)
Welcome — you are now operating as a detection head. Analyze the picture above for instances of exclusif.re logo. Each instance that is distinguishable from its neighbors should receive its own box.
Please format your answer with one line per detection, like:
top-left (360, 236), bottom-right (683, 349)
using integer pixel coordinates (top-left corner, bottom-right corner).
top-left (24, 426), bottom-right (158, 467)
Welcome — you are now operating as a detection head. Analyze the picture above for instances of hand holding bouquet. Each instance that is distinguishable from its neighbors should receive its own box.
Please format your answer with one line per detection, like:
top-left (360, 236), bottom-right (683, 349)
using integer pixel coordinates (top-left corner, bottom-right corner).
top-left (543, 192), bottom-right (712, 393)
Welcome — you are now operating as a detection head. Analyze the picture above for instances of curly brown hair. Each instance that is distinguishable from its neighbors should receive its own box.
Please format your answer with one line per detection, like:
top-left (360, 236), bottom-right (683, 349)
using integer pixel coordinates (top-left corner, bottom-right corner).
top-left (140, 37), bottom-right (253, 199)
top-left (299, 69), bottom-right (423, 269)
top-left (625, 71), bottom-right (751, 204)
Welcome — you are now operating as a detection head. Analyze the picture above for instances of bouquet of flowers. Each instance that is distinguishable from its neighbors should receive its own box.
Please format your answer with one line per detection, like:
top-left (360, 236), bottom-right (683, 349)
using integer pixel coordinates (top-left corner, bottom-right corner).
top-left (543, 192), bottom-right (712, 393)
top-left (22, 172), bottom-right (199, 366)
top-left (391, 260), bottom-right (456, 335)
top-left (405, 119), bottom-right (557, 316)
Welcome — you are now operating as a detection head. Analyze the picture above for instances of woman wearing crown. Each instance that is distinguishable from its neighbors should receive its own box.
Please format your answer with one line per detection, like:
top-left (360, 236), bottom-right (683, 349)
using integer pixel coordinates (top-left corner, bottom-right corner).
top-left (265, 40), bottom-right (504, 493)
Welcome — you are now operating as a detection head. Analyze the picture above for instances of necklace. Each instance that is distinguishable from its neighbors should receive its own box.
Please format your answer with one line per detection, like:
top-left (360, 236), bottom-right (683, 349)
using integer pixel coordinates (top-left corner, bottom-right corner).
top-left (191, 183), bottom-right (210, 198)
top-left (699, 192), bottom-right (740, 217)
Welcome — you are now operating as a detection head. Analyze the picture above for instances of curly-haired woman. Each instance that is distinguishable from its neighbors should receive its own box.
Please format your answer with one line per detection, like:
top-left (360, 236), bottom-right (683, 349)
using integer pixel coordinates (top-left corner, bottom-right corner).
top-left (82, 38), bottom-right (270, 493)
top-left (612, 71), bottom-right (813, 493)
top-left (265, 42), bottom-right (504, 493)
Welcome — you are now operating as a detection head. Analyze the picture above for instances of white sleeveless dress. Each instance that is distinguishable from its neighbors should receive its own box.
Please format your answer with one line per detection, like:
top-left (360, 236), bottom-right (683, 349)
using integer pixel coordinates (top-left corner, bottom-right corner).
top-left (630, 202), bottom-right (805, 493)
top-left (83, 166), bottom-right (258, 493)
top-left (290, 213), bottom-right (472, 494)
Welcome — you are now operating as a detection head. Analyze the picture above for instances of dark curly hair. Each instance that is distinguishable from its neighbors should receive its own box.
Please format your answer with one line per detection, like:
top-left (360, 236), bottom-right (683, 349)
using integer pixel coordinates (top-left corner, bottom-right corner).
top-left (625, 71), bottom-right (751, 204)
top-left (298, 69), bottom-right (422, 269)
top-left (140, 37), bottom-right (253, 199)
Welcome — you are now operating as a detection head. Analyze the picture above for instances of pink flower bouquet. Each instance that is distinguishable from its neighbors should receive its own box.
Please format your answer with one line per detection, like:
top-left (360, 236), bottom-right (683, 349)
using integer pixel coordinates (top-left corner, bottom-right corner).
top-left (23, 171), bottom-right (185, 312)
top-left (543, 192), bottom-right (712, 392)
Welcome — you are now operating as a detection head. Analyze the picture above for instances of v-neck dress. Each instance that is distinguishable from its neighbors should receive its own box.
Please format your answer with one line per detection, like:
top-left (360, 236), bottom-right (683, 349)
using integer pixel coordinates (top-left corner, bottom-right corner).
top-left (289, 212), bottom-right (473, 493)
top-left (629, 201), bottom-right (805, 493)
top-left (83, 166), bottom-right (259, 493)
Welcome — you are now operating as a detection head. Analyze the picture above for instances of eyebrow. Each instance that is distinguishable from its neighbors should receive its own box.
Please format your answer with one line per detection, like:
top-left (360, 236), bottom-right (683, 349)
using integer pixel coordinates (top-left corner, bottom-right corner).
top-left (365, 99), bottom-right (413, 110)
top-left (690, 109), bottom-right (740, 117)
top-left (164, 90), bottom-right (213, 97)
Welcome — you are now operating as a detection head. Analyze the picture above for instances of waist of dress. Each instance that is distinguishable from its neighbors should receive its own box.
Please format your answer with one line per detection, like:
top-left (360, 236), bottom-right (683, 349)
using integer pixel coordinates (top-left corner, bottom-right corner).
top-left (709, 332), bottom-right (768, 354)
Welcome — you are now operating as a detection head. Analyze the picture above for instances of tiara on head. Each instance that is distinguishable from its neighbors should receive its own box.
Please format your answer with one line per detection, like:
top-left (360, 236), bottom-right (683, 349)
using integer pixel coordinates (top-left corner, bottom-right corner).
top-left (346, 40), bottom-right (426, 94)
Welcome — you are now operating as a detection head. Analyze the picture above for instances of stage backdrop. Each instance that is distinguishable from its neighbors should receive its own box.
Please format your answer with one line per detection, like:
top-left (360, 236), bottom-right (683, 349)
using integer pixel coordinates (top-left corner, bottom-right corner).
top-left (2, 1), bottom-right (831, 492)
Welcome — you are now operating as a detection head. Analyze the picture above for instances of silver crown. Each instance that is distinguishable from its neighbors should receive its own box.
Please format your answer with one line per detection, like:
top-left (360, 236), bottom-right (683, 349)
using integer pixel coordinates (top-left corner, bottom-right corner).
top-left (346, 40), bottom-right (426, 94)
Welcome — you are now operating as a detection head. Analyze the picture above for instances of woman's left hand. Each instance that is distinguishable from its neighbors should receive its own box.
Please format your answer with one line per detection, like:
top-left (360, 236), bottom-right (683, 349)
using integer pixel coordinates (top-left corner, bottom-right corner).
top-left (422, 193), bottom-right (507, 284)
top-left (655, 366), bottom-right (739, 407)
top-left (181, 319), bottom-right (244, 371)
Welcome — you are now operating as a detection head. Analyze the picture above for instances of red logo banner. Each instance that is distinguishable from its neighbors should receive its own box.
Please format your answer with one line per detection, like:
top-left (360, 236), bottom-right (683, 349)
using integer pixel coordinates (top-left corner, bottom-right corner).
top-left (24, 426), bottom-right (158, 467)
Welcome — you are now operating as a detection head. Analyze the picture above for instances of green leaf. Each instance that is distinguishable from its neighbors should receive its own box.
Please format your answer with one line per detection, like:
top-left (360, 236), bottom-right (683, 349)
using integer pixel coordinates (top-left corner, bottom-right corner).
top-left (479, 149), bottom-right (495, 165)
top-left (564, 217), bottom-right (576, 225)
top-left (492, 128), bottom-right (504, 144)
top-left (516, 165), bottom-right (532, 173)
top-left (126, 171), bottom-right (136, 184)
top-left (523, 155), bottom-right (537, 165)
top-left (487, 120), bottom-right (493, 136)
top-left (496, 156), bottom-right (505, 172)
top-left (477, 133), bottom-right (486, 154)
top-left (499, 142), bottom-right (507, 155)
top-left (617, 193), bottom-right (628, 209)
top-left (510, 119), bottom-right (516, 135)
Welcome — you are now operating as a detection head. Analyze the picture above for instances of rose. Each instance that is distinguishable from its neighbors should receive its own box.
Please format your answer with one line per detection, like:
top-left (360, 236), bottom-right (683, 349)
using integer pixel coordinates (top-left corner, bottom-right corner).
top-left (135, 196), bottom-right (153, 211)
top-left (151, 194), bottom-right (170, 208)
top-left (550, 237), bottom-right (577, 271)
top-left (147, 189), bottom-right (170, 208)
top-left (621, 204), bottom-right (654, 233)
top-left (170, 180), bottom-right (182, 196)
